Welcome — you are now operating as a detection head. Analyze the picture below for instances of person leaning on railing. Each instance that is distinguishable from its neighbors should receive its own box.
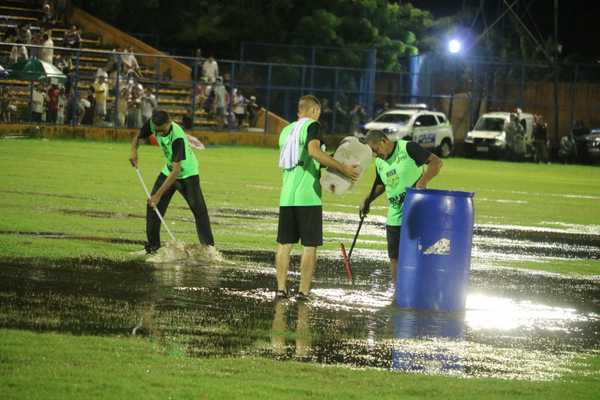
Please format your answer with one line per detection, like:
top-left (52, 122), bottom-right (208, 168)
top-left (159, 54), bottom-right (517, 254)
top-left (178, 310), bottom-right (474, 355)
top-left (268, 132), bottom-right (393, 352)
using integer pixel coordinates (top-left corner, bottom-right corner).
top-left (63, 24), bottom-right (81, 49)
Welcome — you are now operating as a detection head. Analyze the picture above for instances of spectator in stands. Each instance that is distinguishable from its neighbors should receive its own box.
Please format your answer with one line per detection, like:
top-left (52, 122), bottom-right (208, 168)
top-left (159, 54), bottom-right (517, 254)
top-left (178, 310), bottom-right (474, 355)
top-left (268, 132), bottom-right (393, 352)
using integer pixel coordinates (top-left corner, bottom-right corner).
top-left (18, 23), bottom-right (32, 44)
top-left (0, 87), bottom-right (16, 123)
top-left (55, 54), bottom-right (73, 73)
top-left (46, 83), bottom-right (60, 123)
top-left (194, 76), bottom-right (210, 110)
top-left (122, 47), bottom-right (141, 79)
top-left (117, 86), bottom-right (129, 128)
top-left (31, 83), bottom-right (46, 123)
top-left (213, 76), bottom-right (227, 129)
top-left (9, 40), bottom-right (28, 64)
top-left (64, 89), bottom-right (82, 125)
top-left (232, 89), bottom-right (246, 128)
top-left (3, 24), bottom-right (18, 43)
top-left (40, 33), bottom-right (54, 65)
top-left (106, 48), bottom-right (121, 74)
top-left (29, 31), bottom-right (42, 60)
top-left (57, 86), bottom-right (66, 125)
top-left (192, 48), bottom-right (203, 81)
top-left (126, 84), bottom-right (143, 128)
top-left (93, 75), bottom-right (108, 125)
top-left (63, 24), bottom-right (81, 49)
top-left (141, 87), bottom-right (157, 124)
top-left (246, 95), bottom-right (260, 128)
top-left (81, 86), bottom-right (96, 125)
top-left (41, 1), bottom-right (54, 28)
top-left (202, 56), bottom-right (219, 84)
top-left (95, 67), bottom-right (108, 80)
top-left (203, 87), bottom-right (214, 116)
top-left (0, 23), bottom-right (9, 43)
top-left (222, 72), bottom-right (232, 93)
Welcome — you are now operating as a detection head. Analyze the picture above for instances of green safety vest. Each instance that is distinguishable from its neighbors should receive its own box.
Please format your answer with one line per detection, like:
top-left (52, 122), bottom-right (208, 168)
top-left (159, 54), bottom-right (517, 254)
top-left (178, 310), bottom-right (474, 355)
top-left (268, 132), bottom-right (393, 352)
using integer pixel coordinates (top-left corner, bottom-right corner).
top-left (150, 121), bottom-right (199, 179)
top-left (375, 141), bottom-right (423, 226)
top-left (279, 118), bottom-right (322, 206)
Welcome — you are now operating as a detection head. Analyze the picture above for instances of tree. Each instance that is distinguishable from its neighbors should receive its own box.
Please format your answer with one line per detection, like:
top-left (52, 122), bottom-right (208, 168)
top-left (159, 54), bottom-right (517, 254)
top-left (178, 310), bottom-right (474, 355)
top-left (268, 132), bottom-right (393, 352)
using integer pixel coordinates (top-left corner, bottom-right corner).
top-left (73, 0), bottom-right (440, 71)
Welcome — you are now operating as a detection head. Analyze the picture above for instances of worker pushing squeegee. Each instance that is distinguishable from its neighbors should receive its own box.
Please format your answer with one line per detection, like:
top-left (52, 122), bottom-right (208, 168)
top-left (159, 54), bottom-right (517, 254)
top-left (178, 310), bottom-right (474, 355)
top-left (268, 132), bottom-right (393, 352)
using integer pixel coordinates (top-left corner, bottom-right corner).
top-left (129, 110), bottom-right (216, 256)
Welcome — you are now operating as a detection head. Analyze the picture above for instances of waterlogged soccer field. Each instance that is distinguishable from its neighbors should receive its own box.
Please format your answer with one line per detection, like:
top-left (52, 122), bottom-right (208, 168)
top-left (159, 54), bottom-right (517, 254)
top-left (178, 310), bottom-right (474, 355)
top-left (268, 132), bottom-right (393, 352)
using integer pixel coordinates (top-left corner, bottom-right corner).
top-left (1, 139), bottom-right (600, 399)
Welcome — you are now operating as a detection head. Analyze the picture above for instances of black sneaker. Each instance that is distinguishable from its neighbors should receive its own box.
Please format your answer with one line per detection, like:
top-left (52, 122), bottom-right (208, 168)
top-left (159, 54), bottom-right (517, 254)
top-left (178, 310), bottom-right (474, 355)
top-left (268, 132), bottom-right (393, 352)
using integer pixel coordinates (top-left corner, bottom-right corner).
top-left (144, 243), bottom-right (160, 255)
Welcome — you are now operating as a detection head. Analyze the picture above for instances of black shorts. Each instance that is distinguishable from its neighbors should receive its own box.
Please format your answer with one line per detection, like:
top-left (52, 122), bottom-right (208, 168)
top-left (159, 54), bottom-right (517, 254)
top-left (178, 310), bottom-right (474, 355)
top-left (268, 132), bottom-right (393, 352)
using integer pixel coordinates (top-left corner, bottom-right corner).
top-left (277, 206), bottom-right (323, 247)
top-left (386, 225), bottom-right (401, 260)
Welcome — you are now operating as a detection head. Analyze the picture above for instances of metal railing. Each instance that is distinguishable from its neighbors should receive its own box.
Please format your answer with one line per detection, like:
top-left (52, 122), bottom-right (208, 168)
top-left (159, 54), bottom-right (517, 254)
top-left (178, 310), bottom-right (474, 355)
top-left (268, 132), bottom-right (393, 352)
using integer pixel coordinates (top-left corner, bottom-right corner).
top-left (2, 41), bottom-right (600, 145)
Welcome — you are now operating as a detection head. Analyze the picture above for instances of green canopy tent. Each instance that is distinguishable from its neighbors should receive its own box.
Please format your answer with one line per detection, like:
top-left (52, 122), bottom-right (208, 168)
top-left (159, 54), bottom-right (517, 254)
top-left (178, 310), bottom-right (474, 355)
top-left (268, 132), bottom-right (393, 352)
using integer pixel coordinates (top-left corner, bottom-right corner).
top-left (7, 58), bottom-right (67, 121)
top-left (8, 58), bottom-right (66, 83)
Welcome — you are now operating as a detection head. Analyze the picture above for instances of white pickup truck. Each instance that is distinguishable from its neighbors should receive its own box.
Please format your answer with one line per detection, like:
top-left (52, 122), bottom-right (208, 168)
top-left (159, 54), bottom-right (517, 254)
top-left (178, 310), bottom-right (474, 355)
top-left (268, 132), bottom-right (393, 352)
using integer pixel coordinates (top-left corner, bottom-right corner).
top-left (465, 112), bottom-right (534, 158)
top-left (359, 106), bottom-right (455, 157)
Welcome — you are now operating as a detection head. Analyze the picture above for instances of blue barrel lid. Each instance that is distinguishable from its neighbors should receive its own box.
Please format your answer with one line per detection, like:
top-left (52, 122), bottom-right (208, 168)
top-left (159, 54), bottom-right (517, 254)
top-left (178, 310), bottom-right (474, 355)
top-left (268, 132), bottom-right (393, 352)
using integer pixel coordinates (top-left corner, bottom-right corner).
top-left (406, 187), bottom-right (474, 198)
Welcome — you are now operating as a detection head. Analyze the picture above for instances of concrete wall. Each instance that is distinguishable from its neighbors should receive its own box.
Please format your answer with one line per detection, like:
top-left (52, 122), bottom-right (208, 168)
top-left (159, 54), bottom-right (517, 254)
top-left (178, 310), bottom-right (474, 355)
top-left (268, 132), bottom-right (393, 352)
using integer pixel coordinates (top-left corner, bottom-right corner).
top-left (0, 124), bottom-right (347, 149)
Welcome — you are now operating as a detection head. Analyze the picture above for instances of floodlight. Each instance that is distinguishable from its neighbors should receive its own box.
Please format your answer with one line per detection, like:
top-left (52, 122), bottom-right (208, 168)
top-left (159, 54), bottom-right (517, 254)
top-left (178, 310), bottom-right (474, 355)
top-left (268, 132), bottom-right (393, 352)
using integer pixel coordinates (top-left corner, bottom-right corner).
top-left (448, 39), bottom-right (462, 54)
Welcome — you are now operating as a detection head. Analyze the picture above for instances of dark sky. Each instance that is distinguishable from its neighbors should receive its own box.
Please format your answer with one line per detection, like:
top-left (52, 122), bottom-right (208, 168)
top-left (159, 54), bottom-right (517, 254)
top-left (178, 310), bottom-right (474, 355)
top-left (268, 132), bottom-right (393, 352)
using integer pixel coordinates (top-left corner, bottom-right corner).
top-left (410, 0), bottom-right (598, 60)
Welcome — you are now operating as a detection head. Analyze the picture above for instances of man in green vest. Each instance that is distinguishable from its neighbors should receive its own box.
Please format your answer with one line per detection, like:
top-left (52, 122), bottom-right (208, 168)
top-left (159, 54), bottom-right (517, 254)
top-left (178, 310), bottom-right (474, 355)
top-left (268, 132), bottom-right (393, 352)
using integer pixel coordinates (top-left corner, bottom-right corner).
top-left (276, 95), bottom-right (360, 299)
top-left (359, 130), bottom-right (443, 283)
top-left (129, 110), bottom-right (215, 254)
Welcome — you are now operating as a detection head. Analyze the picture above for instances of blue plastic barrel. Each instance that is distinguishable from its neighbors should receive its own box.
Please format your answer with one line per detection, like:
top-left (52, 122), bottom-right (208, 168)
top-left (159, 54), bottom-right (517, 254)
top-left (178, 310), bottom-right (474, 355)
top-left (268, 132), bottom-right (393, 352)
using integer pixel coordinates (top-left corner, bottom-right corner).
top-left (395, 188), bottom-right (474, 312)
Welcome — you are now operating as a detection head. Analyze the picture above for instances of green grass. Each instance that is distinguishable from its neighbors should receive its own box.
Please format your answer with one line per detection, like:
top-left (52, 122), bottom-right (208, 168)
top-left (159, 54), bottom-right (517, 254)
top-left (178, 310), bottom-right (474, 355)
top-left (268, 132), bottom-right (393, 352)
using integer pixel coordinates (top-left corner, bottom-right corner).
top-left (1, 139), bottom-right (599, 275)
top-left (1, 140), bottom-right (600, 398)
top-left (1, 329), bottom-right (599, 400)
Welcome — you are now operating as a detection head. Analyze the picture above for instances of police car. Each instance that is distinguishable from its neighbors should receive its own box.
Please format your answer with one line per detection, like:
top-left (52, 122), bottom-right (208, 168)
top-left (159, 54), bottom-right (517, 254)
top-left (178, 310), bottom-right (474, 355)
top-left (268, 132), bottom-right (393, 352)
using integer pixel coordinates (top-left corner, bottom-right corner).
top-left (359, 104), bottom-right (454, 157)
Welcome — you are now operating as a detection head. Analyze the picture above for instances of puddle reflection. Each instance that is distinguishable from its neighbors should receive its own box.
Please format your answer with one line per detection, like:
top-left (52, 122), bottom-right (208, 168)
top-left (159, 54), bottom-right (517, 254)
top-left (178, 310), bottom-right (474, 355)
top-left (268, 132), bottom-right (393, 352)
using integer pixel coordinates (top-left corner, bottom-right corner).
top-left (0, 258), bottom-right (598, 380)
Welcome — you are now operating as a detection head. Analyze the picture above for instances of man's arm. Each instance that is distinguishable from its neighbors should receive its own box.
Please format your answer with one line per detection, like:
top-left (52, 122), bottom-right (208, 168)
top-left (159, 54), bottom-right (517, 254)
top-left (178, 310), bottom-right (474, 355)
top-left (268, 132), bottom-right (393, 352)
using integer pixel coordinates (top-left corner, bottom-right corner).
top-left (148, 162), bottom-right (180, 208)
top-left (129, 131), bottom-right (141, 167)
top-left (129, 120), bottom-right (152, 167)
top-left (415, 153), bottom-right (442, 189)
top-left (405, 142), bottom-right (443, 189)
top-left (307, 139), bottom-right (359, 180)
top-left (359, 171), bottom-right (385, 218)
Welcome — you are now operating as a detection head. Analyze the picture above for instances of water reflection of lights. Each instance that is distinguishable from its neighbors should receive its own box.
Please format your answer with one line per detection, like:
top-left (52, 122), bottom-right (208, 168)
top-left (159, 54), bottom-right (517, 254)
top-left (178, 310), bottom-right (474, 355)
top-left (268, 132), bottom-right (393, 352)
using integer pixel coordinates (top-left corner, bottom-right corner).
top-left (466, 293), bottom-right (595, 331)
top-left (312, 287), bottom-right (395, 312)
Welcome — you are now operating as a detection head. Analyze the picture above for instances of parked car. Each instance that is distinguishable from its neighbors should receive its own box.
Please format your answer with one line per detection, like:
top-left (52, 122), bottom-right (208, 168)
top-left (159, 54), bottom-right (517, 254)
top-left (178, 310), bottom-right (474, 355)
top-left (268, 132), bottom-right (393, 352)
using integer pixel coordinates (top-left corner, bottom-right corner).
top-left (582, 129), bottom-right (600, 162)
top-left (559, 124), bottom-right (600, 164)
top-left (465, 112), bottom-right (535, 159)
top-left (358, 104), bottom-right (454, 157)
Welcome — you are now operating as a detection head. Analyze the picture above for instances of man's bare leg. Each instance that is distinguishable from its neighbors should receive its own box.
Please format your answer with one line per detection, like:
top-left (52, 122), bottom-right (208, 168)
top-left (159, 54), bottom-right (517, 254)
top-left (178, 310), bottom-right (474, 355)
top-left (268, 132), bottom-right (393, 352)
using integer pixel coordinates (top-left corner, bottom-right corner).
top-left (299, 246), bottom-right (317, 295)
top-left (276, 243), bottom-right (293, 293)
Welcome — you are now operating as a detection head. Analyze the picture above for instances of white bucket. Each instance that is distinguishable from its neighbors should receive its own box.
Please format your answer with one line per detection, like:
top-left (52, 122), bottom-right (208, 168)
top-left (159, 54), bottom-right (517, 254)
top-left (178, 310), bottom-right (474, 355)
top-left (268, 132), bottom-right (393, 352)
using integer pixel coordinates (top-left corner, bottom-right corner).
top-left (321, 136), bottom-right (372, 195)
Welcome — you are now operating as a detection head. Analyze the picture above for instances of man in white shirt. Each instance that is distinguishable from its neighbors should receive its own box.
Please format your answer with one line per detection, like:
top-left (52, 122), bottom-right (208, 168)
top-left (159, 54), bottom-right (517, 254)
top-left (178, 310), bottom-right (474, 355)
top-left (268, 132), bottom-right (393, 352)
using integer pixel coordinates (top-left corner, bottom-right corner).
top-left (122, 47), bottom-right (141, 79)
top-left (202, 57), bottom-right (219, 84)
top-left (40, 33), bottom-right (54, 65)
top-left (141, 88), bottom-right (157, 123)
top-left (31, 84), bottom-right (46, 122)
